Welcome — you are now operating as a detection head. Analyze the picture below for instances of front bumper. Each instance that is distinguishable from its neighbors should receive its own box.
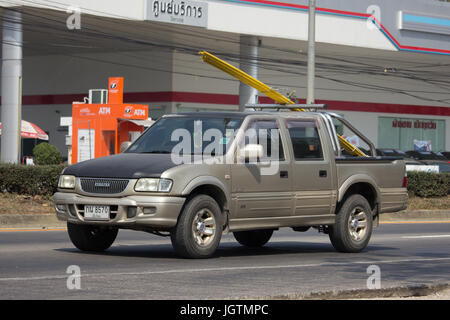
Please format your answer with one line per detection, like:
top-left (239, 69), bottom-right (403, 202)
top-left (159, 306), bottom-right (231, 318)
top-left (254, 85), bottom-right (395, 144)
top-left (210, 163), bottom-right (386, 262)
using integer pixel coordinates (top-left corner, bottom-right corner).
top-left (53, 192), bottom-right (185, 230)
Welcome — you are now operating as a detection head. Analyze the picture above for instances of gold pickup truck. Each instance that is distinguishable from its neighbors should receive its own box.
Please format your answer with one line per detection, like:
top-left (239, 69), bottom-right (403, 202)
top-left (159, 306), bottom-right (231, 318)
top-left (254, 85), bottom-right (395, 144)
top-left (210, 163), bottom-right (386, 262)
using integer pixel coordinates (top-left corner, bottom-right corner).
top-left (54, 111), bottom-right (408, 258)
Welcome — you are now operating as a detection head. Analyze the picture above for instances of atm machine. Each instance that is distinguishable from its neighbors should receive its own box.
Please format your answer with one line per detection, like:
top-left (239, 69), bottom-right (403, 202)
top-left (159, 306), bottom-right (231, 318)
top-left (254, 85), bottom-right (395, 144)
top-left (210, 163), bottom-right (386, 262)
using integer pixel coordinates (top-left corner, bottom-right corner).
top-left (70, 77), bottom-right (151, 164)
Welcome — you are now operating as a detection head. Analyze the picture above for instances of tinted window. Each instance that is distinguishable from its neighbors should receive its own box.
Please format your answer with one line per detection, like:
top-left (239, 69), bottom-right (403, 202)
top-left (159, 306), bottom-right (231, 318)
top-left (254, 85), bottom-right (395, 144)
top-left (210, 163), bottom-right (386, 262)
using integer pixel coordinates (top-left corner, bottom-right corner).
top-left (246, 120), bottom-right (285, 161)
top-left (286, 120), bottom-right (323, 160)
top-left (126, 116), bottom-right (242, 155)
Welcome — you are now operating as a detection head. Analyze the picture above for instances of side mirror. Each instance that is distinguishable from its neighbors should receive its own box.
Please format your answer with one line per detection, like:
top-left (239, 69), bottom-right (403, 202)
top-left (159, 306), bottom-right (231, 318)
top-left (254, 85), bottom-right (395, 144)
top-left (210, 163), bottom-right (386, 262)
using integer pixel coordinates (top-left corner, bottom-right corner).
top-left (120, 141), bottom-right (132, 153)
top-left (239, 144), bottom-right (263, 162)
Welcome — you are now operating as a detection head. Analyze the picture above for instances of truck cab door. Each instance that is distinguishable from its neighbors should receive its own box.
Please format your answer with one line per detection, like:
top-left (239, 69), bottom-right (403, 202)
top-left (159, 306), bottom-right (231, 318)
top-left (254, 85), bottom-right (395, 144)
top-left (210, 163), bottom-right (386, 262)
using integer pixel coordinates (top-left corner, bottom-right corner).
top-left (231, 117), bottom-right (293, 219)
top-left (285, 118), bottom-right (336, 216)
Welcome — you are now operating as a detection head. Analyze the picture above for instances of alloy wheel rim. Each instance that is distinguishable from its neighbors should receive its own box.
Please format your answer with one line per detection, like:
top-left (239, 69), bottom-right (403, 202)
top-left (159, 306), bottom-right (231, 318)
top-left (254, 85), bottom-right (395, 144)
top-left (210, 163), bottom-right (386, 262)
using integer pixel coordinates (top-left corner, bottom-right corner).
top-left (192, 208), bottom-right (216, 247)
top-left (348, 207), bottom-right (368, 241)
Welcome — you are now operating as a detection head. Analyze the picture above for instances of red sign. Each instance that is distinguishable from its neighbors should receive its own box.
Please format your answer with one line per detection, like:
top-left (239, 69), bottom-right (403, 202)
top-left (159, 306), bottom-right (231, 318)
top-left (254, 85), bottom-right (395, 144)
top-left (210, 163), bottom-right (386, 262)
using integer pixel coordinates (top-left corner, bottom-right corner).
top-left (392, 119), bottom-right (436, 130)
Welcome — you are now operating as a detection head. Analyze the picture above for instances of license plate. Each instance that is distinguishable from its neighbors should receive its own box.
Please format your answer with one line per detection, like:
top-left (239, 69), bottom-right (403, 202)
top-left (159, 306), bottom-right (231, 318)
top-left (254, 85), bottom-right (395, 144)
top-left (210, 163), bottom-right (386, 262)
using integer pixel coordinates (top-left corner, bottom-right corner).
top-left (84, 205), bottom-right (110, 220)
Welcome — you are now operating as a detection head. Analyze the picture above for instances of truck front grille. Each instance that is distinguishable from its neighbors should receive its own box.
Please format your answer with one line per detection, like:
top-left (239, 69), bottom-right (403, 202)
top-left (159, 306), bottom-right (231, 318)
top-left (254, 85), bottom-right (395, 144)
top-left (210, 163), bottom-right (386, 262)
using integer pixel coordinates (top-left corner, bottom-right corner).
top-left (79, 178), bottom-right (129, 194)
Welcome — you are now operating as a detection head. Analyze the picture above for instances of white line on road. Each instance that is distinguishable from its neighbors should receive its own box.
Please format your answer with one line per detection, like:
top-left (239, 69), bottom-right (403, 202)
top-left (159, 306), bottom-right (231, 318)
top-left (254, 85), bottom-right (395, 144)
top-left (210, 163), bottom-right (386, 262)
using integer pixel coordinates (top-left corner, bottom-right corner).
top-left (402, 235), bottom-right (450, 239)
top-left (1, 257), bottom-right (450, 282)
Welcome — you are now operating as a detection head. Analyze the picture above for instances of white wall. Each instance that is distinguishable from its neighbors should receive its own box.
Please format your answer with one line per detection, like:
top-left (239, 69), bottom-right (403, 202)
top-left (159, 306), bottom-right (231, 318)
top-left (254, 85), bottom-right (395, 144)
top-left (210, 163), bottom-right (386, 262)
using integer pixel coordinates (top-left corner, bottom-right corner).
top-left (2, 0), bottom-right (147, 20)
top-left (207, 1), bottom-right (396, 51)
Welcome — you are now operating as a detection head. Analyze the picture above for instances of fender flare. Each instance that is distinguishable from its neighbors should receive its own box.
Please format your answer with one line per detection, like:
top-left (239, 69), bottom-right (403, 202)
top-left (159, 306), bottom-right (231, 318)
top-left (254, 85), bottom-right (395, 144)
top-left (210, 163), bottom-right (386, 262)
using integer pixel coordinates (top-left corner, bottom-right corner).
top-left (181, 176), bottom-right (231, 209)
top-left (338, 174), bottom-right (380, 204)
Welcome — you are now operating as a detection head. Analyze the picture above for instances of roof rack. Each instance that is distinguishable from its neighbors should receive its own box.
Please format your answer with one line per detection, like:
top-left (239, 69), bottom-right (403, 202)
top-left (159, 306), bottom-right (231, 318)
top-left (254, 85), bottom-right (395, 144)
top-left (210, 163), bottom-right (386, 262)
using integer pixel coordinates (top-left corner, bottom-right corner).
top-left (245, 104), bottom-right (327, 111)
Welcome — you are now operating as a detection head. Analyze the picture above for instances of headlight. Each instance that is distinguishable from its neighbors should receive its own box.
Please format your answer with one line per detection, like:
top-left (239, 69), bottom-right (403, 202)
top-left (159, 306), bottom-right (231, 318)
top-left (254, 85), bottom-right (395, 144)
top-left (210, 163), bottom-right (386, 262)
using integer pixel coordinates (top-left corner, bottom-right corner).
top-left (134, 178), bottom-right (173, 192)
top-left (58, 175), bottom-right (76, 189)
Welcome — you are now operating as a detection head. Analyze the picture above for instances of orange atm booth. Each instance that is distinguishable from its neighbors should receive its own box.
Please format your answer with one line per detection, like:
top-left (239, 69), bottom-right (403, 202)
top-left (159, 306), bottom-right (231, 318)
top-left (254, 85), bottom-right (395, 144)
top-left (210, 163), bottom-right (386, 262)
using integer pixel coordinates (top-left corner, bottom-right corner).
top-left (71, 77), bottom-right (149, 164)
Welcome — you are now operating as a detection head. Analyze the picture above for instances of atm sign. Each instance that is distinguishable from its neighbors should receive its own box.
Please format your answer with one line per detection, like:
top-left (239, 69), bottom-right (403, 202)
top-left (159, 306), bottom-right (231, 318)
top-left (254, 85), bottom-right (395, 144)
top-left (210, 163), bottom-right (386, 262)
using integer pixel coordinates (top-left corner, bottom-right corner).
top-left (123, 106), bottom-right (147, 118)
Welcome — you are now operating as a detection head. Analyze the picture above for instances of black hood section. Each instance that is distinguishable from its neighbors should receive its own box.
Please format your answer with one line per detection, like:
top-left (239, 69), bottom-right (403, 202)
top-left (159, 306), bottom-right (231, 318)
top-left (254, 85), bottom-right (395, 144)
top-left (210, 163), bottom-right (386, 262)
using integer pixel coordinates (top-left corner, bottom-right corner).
top-left (64, 153), bottom-right (180, 178)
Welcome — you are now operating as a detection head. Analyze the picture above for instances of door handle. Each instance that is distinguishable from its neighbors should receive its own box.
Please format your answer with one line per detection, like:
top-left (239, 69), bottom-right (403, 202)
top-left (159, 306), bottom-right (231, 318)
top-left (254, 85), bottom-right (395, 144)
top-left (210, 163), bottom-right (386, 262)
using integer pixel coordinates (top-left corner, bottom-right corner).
top-left (319, 170), bottom-right (327, 178)
top-left (280, 170), bottom-right (289, 178)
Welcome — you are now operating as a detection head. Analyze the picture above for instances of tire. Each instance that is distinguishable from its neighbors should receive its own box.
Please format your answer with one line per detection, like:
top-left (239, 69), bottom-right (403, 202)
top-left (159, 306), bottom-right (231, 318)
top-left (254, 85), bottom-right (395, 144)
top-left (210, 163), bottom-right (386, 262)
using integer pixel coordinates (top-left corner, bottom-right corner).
top-left (233, 229), bottom-right (273, 247)
top-left (170, 195), bottom-right (223, 259)
top-left (67, 222), bottom-right (118, 252)
top-left (328, 194), bottom-right (373, 253)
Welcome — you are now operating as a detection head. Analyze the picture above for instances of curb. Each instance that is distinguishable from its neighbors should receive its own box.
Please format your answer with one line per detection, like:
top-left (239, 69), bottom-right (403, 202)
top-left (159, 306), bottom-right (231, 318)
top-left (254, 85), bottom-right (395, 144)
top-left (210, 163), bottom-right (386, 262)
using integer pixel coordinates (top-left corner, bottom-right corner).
top-left (0, 214), bottom-right (66, 229)
top-left (381, 210), bottom-right (450, 221)
top-left (245, 283), bottom-right (450, 300)
top-left (0, 210), bottom-right (449, 229)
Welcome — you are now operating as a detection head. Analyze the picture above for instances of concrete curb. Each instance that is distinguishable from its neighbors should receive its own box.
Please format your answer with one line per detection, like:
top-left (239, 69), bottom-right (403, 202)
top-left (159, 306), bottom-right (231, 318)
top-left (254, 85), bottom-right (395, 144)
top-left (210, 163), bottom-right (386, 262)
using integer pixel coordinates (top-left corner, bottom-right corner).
top-left (245, 283), bottom-right (450, 300)
top-left (0, 210), bottom-right (449, 229)
top-left (381, 210), bottom-right (450, 221)
top-left (0, 214), bottom-right (66, 229)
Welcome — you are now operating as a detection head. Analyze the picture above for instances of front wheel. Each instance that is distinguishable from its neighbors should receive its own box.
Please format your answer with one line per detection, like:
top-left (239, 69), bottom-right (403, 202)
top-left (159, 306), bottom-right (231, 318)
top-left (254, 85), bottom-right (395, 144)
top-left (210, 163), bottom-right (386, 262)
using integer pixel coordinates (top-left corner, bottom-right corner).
top-left (170, 195), bottom-right (223, 258)
top-left (67, 222), bottom-right (118, 252)
top-left (328, 194), bottom-right (373, 253)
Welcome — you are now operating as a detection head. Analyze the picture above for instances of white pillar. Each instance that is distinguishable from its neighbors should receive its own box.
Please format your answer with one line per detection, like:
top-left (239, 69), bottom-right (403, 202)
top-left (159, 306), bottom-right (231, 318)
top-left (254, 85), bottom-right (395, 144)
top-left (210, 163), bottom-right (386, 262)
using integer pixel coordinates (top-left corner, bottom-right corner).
top-left (239, 35), bottom-right (259, 111)
top-left (1, 10), bottom-right (22, 164)
top-left (306, 0), bottom-right (316, 104)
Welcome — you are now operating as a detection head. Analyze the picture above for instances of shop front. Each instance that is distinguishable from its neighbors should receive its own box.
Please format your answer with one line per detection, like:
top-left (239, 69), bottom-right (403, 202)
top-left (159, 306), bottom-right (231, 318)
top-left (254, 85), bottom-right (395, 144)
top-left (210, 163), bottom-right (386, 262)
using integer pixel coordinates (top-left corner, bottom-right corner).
top-left (378, 117), bottom-right (446, 152)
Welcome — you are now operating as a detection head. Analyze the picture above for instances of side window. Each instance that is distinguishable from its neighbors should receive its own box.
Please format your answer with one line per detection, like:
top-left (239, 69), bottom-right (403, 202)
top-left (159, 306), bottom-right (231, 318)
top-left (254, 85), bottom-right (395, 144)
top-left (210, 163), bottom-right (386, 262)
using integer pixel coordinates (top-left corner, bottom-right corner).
top-left (246, 119), bottom-right (285, 161)
top-left (286, 119), bottom-right (324, 160)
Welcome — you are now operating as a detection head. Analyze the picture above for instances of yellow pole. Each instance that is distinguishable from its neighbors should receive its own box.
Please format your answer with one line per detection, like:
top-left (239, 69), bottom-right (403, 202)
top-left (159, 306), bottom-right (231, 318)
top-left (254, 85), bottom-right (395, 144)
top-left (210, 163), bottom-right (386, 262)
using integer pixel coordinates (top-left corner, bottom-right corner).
top-left (199, 51), bottom-right (366, 157)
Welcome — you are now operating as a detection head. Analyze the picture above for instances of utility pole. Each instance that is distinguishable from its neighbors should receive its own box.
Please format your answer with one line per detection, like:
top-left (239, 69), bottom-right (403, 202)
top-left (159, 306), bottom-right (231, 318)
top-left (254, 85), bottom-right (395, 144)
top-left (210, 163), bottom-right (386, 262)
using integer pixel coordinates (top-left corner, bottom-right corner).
top-left (306, 0), bottom-right (316, 104)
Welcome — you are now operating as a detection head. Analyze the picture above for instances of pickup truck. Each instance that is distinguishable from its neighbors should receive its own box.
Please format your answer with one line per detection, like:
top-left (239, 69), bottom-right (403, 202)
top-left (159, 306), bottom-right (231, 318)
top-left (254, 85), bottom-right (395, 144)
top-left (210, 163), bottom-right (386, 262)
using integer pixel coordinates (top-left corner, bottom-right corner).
top-left (53, 111), bottom-right (408, 258)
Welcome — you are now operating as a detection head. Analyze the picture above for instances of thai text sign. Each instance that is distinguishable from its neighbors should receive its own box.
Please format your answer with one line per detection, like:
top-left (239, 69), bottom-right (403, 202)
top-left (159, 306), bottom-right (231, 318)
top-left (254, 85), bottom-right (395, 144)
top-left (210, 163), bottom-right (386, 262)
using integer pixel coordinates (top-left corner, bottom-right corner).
top-left (147, 0), bottom-right (208, 28)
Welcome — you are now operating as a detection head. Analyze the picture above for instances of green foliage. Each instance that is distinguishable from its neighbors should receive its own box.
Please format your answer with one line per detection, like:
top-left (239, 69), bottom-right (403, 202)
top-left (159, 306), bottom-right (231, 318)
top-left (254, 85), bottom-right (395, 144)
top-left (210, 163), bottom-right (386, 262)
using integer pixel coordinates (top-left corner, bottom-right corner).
top-left (0, 164), bottom-right (64, 197)
top-left (0, 164), bottom-right (449, 199)
top-left (407, 171), bottom-right (450, 198)
top-left (32, 143), bottom-right (62, 165)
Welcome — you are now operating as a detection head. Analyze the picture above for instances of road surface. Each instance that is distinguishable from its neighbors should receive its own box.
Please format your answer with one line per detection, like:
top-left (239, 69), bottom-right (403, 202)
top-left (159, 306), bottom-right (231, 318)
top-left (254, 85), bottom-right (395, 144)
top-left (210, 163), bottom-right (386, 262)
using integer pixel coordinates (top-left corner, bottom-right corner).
top-left (0, 222), bottom-right (449, 299)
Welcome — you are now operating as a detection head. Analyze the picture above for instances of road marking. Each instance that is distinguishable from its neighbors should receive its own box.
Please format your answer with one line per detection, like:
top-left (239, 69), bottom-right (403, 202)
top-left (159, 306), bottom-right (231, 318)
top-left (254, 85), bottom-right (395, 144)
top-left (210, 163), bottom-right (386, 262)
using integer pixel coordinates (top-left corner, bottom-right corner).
top-left (0, 221), bottom-right (449, 233)
top-left (1, 257), bottom-right (449, 282)
top-left (402, 234), bottom-right (450, 239)
top-left (381, 221), bottom-right (450, 224)
top-left (0, 228), bottom-right (67, 232)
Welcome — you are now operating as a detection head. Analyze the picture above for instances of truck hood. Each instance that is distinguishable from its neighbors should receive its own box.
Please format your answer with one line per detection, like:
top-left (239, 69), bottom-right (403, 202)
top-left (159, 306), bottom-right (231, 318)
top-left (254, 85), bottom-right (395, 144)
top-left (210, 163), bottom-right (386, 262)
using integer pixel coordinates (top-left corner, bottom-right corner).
top-left (64, 153), bottom-right (180, 179)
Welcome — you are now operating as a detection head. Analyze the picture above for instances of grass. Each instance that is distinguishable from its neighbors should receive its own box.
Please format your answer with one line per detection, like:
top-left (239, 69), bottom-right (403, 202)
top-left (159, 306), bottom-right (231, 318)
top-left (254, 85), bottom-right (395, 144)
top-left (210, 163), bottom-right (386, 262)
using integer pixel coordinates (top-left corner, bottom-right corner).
top-left (407, 195), bottom-right (450, 211)
top-left (0, 192), bottom-right (54, 215)
top-left (1, 192), bottom-right (449, 215)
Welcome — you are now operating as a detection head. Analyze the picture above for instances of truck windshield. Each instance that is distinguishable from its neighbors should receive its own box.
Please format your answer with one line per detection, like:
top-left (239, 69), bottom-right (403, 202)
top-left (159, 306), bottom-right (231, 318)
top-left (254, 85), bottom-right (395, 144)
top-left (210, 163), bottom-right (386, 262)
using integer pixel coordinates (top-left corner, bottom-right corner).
top-left (126, 115), bottom-right (243, 155)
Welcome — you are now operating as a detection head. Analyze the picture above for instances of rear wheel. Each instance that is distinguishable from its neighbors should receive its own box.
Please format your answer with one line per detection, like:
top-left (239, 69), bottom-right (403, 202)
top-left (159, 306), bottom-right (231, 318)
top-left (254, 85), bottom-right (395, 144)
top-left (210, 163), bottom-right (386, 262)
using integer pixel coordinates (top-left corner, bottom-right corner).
top-left (170, 195), bottom-right (223, 258)
top-left (233, 229), bottom-right (273, 247)
top-left (329, 194), bottom-right (373, 253)
top-left (67, 222), bottom-right (118, 252)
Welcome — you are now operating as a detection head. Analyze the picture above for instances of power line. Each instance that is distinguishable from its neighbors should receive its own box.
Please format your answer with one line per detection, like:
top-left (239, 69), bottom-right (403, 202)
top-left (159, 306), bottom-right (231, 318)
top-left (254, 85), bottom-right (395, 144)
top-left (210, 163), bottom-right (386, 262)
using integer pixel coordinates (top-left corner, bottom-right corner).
top-left (0, 2), bottom-right (449, 104)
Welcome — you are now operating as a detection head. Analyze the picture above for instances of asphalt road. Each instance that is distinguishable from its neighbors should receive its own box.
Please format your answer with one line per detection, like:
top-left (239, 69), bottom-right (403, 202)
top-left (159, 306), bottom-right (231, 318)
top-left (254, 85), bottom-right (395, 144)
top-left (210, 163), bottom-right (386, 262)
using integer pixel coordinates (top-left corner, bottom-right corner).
top-left (0, 223), bottom-right (449, 299)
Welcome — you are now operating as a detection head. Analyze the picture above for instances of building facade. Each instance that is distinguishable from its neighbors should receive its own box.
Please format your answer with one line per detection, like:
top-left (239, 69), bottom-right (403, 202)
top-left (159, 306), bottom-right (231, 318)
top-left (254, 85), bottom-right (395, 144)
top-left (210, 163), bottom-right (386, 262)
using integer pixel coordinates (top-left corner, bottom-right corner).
top-left (0, 0), bottom-right (449, 160)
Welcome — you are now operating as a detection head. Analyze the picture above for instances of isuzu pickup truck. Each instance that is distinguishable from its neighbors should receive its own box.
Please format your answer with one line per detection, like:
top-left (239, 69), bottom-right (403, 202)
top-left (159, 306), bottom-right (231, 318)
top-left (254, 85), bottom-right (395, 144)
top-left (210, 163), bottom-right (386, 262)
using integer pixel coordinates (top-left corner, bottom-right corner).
top-left (54, 111), bottom-right (408, 258)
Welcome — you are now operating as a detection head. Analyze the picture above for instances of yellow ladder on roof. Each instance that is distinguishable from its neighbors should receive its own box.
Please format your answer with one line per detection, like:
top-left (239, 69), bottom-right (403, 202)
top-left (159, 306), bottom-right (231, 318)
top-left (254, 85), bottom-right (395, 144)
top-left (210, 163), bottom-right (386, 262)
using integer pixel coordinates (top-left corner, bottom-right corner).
top-left (199, 51), bottom-right (367, 157)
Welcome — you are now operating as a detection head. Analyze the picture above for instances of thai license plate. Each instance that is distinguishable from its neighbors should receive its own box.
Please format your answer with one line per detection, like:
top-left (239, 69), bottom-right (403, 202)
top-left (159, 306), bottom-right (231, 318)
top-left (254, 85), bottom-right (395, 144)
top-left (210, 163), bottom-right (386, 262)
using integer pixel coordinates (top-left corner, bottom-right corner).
top-left (84, 205), bottom-right (110, 220)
